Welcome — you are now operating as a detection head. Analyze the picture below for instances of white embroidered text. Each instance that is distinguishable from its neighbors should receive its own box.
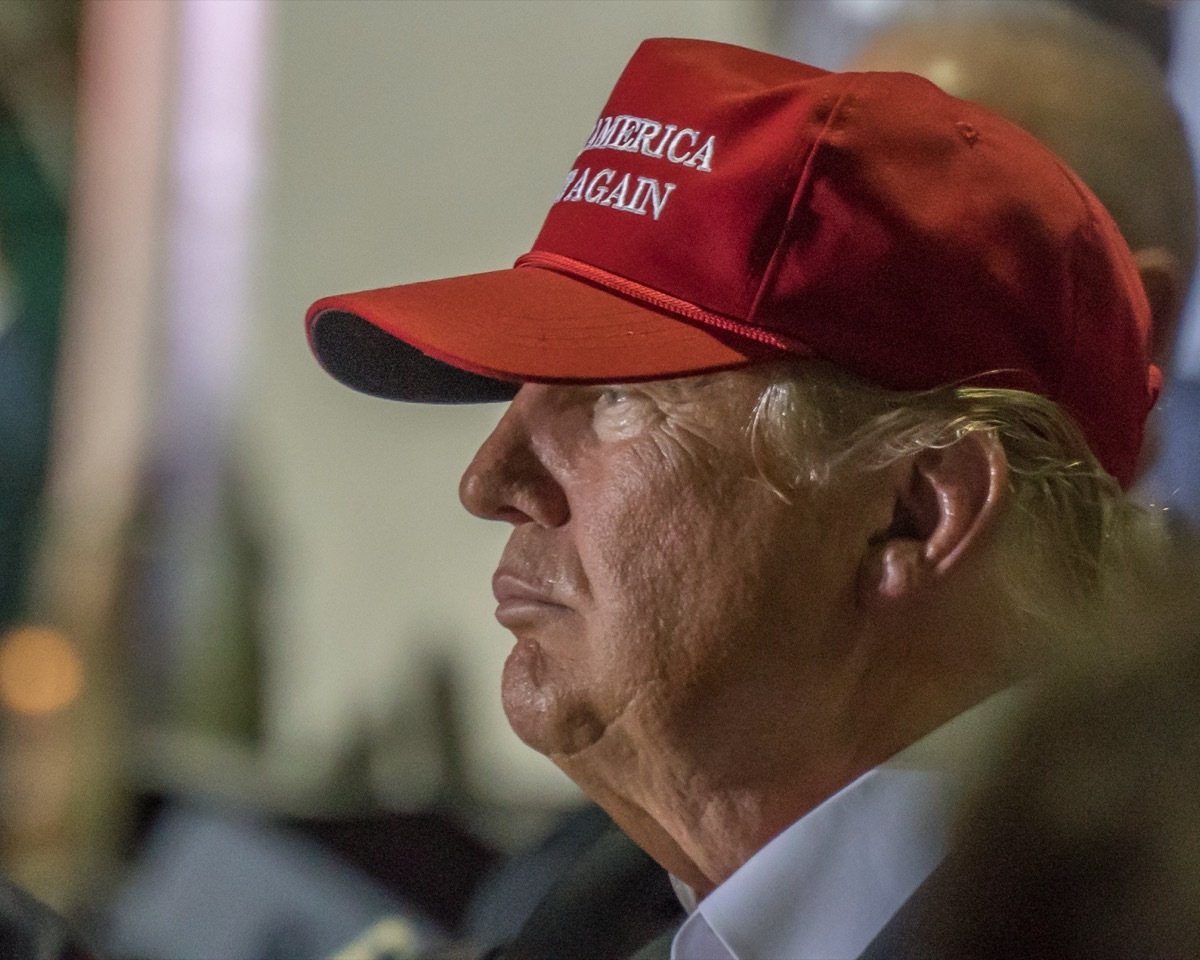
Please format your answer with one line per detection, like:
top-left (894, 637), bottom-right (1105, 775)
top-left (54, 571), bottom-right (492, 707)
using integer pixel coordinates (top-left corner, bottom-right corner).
top-left (553, 168), bottom-right (676, 220)
top-left (583, 115), bottom-right (716, 172)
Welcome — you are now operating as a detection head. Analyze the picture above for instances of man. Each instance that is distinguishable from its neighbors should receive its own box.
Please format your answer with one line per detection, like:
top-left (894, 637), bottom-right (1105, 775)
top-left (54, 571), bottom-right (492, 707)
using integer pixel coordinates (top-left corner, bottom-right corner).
top-left (844, 2), bottom-right (1197, 483)
top-left (307, 39), bottom-right (1160, 959)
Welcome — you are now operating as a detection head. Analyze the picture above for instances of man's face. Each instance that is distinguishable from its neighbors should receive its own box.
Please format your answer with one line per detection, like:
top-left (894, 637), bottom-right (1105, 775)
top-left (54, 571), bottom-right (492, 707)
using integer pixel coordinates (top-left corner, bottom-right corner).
top-left (459, 368), bottom-right (885, 764)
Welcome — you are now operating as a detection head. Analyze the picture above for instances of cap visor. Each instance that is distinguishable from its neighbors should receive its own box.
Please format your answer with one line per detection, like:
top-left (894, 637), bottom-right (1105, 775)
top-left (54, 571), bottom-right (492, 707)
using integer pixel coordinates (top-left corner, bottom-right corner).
top-left (306, 266), bottom-right (759, 402)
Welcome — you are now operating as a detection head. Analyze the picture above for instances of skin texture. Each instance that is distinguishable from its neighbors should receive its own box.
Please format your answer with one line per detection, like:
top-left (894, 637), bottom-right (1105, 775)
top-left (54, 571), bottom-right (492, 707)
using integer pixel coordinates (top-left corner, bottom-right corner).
top-left (845, 8), bottom-right (1197, 369)
top-left (460, 367), bottom-right (1014, 895)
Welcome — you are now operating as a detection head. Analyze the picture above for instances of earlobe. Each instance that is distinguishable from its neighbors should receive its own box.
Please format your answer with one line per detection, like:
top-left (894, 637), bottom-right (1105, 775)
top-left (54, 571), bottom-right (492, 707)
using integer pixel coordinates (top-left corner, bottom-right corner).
top-left (861, 432), bottom-right (1008, 603)
top-left (876, 540), bottom-right (924, 600)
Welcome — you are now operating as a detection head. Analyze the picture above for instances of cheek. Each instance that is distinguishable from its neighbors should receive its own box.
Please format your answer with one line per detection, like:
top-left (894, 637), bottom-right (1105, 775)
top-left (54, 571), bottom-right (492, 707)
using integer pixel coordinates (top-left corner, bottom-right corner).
top-left (582, 475), bottom-right (771, 662)
top-left (597, 478), bottom-right (861, 675)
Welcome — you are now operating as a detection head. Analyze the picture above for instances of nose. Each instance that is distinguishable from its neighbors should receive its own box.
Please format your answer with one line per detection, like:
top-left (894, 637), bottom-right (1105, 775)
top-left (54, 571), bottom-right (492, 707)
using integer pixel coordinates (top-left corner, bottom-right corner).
top-left (459, 386), bottom-right (571, 528)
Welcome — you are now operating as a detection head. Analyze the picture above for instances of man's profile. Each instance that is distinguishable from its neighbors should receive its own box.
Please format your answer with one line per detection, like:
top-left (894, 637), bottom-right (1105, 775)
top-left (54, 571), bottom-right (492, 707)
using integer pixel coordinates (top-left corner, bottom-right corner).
top-left (307, 38), bottom-right (1161, 960)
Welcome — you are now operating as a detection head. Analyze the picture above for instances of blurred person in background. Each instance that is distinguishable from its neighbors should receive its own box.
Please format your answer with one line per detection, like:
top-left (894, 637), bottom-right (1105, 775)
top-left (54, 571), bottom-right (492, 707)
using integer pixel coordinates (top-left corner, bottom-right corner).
top-left (306, 37), bottom-right (1164, 960)
top-left (878, 552), bottom-right (1200, 960)
top-left (844, 0), bottom-right (1198, 496)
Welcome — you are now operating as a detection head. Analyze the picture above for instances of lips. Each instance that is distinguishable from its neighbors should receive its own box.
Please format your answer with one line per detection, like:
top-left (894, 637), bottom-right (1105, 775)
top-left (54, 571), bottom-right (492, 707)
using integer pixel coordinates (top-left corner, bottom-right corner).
top-left (492, 570), bottom-right (572, 628)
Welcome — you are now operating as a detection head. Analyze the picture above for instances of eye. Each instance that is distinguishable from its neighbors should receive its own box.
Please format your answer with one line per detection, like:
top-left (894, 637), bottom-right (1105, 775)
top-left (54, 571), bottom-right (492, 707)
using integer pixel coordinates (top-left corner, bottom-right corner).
top-left (596, 386), bottom-right (632, 408)
top-left (592, 384), bottom-right (655, 441)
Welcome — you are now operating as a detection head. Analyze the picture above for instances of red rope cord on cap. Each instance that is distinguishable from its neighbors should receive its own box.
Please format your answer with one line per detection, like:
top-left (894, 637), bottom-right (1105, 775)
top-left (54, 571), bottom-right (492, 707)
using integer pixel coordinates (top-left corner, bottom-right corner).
top-left (514, 251), bottom-right (811, 354)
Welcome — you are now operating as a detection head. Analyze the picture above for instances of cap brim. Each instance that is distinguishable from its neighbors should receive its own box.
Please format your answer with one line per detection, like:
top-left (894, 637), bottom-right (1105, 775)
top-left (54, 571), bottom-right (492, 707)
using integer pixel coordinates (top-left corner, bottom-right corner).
top-left (306, 266), bottom-right (765, 403)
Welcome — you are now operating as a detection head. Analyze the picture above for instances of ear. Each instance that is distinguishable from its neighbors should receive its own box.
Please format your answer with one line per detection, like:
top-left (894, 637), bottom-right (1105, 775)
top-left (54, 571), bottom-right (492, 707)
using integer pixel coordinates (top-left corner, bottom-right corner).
top-left (1133, 246), bottom-right (1184, 367)
top-left (862, 432), bottom-right (1009, 603)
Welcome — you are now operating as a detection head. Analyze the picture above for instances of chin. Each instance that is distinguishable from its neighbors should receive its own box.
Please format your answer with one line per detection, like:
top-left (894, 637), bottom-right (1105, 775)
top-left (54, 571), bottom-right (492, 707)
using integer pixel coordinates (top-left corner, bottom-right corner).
top-left (501, 638), bottom-right (607, 756)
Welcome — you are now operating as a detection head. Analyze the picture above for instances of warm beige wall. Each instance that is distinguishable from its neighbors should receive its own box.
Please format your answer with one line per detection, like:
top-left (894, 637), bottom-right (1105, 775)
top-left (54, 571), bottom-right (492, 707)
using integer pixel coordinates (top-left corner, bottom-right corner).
top-left (243, 0), bottom-right (773, 804)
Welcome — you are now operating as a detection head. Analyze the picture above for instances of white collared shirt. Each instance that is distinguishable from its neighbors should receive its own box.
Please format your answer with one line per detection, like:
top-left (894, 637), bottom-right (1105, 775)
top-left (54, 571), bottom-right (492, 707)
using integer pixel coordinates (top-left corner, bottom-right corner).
top-left (670, 693), bottom-right (1019, 960)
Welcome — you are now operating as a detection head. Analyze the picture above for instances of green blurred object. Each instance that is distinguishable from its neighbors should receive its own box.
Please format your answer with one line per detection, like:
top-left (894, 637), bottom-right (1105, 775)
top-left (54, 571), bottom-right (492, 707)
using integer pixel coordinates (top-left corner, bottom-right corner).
top-left (0, 95), bottom-right (68, 630)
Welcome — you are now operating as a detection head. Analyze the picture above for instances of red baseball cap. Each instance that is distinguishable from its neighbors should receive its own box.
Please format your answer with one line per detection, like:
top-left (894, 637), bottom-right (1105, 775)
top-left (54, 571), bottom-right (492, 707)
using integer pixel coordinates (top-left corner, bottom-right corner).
top-left (307, 38), bottom-right (1159, 488)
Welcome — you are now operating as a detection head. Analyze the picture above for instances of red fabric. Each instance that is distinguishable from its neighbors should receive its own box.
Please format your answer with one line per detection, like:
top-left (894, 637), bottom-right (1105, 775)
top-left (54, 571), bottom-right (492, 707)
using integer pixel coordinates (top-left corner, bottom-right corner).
top-left (307, 38), bottom-right (1157, 488)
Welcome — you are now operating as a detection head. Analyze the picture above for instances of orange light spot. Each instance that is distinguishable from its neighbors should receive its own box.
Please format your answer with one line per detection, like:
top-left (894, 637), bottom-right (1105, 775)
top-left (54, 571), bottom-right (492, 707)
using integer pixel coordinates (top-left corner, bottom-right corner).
top-left (0, 626), bottom-right (84, 715)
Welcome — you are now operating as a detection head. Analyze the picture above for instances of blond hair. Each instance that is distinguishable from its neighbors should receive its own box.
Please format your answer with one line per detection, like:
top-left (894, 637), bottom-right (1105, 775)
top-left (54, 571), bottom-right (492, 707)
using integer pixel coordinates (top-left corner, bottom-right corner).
top-left (748, 362), bottom-right (1160, 664)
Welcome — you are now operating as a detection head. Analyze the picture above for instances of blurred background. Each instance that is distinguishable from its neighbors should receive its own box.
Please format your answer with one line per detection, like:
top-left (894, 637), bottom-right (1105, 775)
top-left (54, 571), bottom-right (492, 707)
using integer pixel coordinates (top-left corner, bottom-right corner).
top-left (0, 0), bottom-right (1197, 956)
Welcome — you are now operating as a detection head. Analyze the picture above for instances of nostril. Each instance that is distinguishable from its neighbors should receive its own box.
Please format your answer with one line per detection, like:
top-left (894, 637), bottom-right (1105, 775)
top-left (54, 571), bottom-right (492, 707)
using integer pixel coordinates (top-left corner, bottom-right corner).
top-left (496, 504), bottom-right (538, 526)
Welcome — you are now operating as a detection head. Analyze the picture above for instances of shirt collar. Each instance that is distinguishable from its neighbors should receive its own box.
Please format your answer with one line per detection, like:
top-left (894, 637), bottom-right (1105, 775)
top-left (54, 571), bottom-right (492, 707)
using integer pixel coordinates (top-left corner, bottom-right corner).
top-left (670, 690), bottom-right (1022, 960)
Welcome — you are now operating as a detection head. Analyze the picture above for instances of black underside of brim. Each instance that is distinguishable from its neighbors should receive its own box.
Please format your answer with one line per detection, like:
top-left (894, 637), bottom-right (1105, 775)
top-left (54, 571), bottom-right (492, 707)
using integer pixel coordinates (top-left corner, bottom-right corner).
top-left (312, 309), bottom-right (519, 403)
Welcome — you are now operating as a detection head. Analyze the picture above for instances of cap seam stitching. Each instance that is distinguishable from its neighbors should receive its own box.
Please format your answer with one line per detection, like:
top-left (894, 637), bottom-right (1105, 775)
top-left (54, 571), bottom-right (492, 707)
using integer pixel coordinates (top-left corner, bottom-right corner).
top-left (747, 77), bottom-right (862, 325)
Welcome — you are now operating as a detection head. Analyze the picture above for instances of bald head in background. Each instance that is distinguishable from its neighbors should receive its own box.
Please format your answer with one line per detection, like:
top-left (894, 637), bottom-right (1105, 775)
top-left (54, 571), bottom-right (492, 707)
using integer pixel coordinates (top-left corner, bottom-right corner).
top-left (847, 3), bottom-right (1197, 370)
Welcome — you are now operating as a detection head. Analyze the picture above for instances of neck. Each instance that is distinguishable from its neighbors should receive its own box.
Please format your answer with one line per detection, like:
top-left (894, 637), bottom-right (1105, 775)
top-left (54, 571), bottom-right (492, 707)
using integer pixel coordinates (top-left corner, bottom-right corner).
top-left (552, 639), bottom-right (1009, 897)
